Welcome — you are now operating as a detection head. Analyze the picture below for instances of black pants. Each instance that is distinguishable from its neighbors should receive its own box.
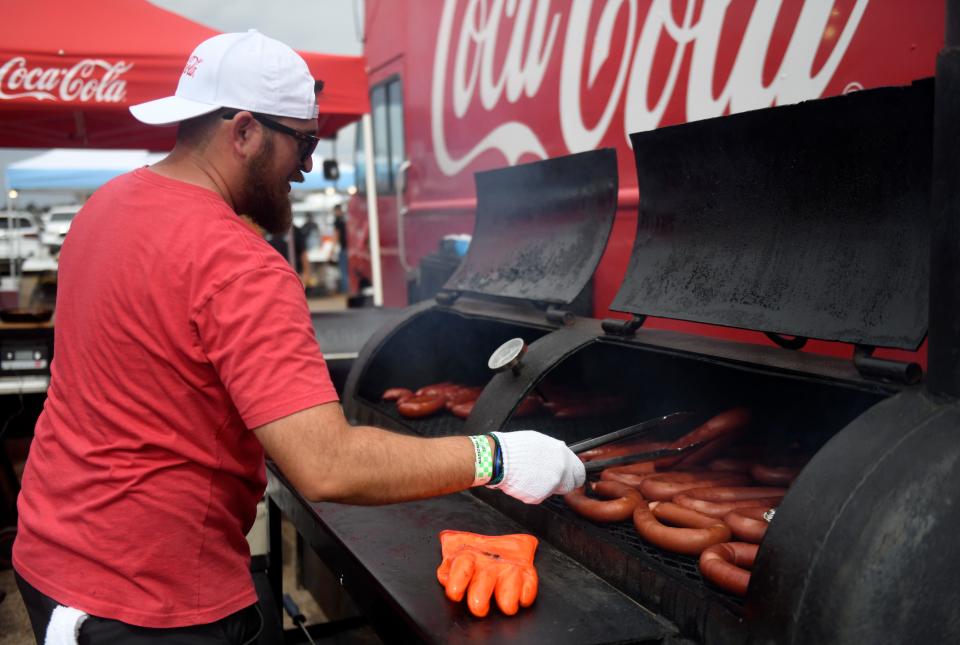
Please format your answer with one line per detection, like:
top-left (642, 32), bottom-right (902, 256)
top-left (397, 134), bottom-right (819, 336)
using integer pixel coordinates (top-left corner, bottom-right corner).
top-left (15, 571), bottom-right (263, 644)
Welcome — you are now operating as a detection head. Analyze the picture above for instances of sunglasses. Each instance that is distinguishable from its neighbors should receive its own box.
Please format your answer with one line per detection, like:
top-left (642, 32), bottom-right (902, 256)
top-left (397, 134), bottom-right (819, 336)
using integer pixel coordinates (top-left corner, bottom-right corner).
top-left (222, 111), bottom-right (320, 167)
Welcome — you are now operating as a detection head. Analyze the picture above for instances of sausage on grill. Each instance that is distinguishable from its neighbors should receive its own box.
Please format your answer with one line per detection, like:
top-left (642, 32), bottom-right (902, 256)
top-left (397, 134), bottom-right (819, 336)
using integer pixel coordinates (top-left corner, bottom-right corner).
top-left (633, 502), bottom-right (731, 555)
top-left (656, 407), bottom-right (751, 468)
top-left (381, 387), bottom-right (413, 401)
top-left (699, 542), bottom-right (759, 596)
top-left (724, 506), bottom-right (774, 543)
top-left (397, 393), bottom-right (446, 418)
top-left (672, 494), bottom-right (782, 519)
top-left (564, 481), bottom-right (644, 522)
top-left (681, 486), bottom-right (787, 502)
top-left (750, 464), bottom-right (801, 486)
top-left (639, 472), bottom-right (752, 502)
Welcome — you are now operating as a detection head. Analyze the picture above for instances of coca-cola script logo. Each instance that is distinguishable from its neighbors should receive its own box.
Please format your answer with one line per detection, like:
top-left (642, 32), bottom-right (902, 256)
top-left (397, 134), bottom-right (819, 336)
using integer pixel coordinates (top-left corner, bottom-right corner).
top-left (432, 0), bottom-right (869, 176)
top-left (183, 55), bottom-right (202, 77)
top-left (0, 57), bottom-right (133, 103)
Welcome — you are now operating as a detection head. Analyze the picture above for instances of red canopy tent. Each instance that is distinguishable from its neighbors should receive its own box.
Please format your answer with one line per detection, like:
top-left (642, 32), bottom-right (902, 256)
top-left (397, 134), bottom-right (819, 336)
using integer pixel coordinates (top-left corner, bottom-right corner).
top-left (0, 0), bottom-right (370, 149)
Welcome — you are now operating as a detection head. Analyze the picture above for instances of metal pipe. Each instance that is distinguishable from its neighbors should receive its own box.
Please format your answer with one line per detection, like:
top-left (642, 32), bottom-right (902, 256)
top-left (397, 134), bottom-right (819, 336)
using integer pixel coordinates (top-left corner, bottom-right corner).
top-left (928, 0), bottom-right (960, 397)
top-left (395, 159), bottom-right (412, 272)
top-left (361, 113), bottom-right (383, 306)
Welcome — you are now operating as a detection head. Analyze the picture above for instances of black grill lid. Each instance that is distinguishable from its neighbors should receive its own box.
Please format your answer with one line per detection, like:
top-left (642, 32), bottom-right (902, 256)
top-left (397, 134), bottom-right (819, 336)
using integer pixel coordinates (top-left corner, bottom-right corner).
top-left (444, 148), bottom-right (618, 305)
top-left (611, 80), bottom-right (932, 350)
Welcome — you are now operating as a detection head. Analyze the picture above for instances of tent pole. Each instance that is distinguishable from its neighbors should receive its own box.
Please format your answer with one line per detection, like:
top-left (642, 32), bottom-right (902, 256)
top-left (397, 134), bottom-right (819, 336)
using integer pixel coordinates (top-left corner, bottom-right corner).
top-left (361, 113), bottom-right (383, 307)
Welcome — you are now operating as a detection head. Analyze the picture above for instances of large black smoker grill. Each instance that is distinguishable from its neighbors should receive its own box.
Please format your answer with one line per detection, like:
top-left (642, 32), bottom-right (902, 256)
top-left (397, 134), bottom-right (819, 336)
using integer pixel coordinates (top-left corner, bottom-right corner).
top-left (332, 67), bottom-right (960, 642)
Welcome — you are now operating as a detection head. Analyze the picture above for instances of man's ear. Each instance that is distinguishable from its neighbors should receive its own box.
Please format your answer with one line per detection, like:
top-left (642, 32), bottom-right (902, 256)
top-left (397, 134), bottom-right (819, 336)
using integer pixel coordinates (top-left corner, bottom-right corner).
top-left (224, 111), bottom-right (261, 159)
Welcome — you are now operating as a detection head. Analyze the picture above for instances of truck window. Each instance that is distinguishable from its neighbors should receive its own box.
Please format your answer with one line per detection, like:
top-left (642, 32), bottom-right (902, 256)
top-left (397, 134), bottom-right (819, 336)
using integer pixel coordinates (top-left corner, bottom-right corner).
top-left (356, 76), bottom-right (405, 195)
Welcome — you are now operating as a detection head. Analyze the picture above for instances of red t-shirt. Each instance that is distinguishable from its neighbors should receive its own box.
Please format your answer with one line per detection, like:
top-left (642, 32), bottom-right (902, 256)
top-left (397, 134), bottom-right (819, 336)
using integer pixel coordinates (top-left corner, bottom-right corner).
top-left (14, 168), bottom-right (338, 628)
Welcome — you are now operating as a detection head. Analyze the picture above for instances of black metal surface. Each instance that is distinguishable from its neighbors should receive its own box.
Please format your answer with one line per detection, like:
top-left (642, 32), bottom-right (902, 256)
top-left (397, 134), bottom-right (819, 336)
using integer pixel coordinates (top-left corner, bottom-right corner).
top-left (444, 149), bottom-right (618, 306)
top-left (310, 308), bottom-right (405, 356)
top-left (929, 44), bottom-right (960, 396)
top-left (748, 390), bottom-right (960, 644)
top-left (346, 303), bottom-right (552, 412)
top-left (357, 315), bottom-right (906, 642)
top-left (266, 464), bottom-right (677, 644)
top-left (615, 81), bottom-right (933, 350)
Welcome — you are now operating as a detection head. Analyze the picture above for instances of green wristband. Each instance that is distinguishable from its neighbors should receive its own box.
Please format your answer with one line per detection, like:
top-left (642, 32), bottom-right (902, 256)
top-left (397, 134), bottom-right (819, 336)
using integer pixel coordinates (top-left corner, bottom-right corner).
top-left (468, 435), bottom-right (493, 486)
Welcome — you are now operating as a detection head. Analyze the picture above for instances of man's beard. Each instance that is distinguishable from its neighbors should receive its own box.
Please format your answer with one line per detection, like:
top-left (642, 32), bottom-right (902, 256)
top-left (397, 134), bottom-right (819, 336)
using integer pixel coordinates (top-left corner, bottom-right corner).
top-left (236, 137), bottom-right (292, 235)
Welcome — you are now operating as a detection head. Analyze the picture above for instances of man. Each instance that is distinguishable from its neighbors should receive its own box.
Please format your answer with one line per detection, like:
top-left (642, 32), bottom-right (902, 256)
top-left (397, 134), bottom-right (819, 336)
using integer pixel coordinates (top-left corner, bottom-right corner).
top-left (332, 203), bottom-right (349, 293)
top-left (12, 31), bottom-right (584, 644)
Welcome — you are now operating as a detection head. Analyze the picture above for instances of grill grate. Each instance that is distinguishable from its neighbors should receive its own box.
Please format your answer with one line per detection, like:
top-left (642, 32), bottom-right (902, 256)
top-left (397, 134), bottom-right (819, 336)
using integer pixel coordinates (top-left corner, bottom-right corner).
top-left (368, 399), bottom-right (470, 437)
top-left (542, 496), bottom-right (746, 609)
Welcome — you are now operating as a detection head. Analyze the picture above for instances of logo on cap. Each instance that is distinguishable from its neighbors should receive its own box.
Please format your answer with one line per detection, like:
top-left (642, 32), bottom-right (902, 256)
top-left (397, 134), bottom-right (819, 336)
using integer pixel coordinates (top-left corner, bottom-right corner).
top-left (183, 56), bottom-right (202, 77)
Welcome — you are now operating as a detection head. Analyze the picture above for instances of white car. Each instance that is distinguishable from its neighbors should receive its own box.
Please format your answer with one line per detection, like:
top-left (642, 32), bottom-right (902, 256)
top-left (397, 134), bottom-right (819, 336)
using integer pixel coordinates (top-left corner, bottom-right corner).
top-left (0, 212), bottom-right (41, 261)
top-left (40, 204), bottom-right (82, 252)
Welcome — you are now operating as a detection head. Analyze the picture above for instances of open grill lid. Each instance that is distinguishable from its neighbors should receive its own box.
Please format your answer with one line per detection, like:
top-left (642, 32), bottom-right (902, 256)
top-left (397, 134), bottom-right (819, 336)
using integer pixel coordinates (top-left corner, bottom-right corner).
top-left (443, 148), bottom-right (618, 306)
top-left (612, 80), bottom-right (933, 350)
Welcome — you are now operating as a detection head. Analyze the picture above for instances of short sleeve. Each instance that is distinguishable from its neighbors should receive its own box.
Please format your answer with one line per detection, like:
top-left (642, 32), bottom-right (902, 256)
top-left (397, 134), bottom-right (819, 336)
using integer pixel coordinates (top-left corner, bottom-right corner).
top-left (194, 266), bottom-right (339, 428)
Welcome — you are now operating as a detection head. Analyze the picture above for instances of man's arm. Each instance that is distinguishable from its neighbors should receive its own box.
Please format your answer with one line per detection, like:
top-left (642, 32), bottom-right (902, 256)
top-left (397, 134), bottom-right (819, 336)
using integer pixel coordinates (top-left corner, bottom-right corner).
top-left (254, 401), bottom-right (478, 504)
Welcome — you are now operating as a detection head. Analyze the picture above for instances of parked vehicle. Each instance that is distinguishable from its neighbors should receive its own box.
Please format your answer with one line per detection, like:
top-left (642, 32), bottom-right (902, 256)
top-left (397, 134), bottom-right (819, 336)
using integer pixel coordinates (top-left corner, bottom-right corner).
top-left (40, 204), bottom-right (82, 253)
top-left (0, 211), bottom-right (41, 261)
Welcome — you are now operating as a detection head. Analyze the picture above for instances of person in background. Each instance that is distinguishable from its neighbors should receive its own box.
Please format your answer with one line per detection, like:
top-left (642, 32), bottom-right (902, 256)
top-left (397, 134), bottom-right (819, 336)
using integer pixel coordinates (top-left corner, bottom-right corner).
top-left (299, 212), bottom-right (321, 287)
top-left (333, 203), bottom-right (349, 294)
top-left (266, 225), bottom-right (308, 285)
top-left (12, 30), bottom-right (584, 644)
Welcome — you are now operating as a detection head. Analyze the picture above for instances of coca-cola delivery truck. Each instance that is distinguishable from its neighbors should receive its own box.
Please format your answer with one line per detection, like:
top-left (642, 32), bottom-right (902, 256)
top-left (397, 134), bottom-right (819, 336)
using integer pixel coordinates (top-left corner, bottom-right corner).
top-left (348, 0), bottom-right (942, 363)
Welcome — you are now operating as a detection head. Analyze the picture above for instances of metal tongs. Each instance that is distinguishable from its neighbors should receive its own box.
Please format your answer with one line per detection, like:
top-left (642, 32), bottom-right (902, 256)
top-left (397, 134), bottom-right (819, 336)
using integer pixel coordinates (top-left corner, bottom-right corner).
top-left (566, 411), bottom-right (698, 496)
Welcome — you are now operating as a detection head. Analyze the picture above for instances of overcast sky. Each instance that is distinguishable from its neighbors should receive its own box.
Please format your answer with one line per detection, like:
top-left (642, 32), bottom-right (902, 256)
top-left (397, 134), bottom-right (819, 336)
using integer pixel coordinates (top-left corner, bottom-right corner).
top-left (1, 0), bottom-right (364, 196)
top-left (148, 0), bottom-right (364, 55)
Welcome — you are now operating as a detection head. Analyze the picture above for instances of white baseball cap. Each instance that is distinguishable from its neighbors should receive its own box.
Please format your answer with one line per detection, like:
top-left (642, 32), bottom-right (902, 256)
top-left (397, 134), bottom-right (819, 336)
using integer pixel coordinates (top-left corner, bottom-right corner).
top-left (130, 30), bottom-right (319, 126)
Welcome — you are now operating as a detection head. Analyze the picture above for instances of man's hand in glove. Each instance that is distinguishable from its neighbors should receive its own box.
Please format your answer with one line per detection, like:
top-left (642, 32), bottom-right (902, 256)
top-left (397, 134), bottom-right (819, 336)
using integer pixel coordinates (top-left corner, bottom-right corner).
top-left (436, 530), bottom-right (539, 618)
top-left (487, 430), bottom-right (585, 503)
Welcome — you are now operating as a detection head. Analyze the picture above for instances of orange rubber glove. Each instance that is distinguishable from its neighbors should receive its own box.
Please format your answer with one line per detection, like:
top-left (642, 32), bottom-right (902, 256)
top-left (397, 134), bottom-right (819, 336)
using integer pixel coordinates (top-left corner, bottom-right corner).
top-left (436, 530), bottom-right (539, 618)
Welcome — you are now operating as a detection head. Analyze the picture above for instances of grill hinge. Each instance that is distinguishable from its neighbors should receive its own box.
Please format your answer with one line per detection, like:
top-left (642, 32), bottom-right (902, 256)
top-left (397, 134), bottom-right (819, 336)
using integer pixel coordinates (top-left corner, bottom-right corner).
top-left (853, 344), bottom-right (922, 384)
top-left (434, 290), bottom-right (460, 306)
top-left (545, 306), bottom-right (575, 326)
top-left (601, 315), bottom-right (646, 337)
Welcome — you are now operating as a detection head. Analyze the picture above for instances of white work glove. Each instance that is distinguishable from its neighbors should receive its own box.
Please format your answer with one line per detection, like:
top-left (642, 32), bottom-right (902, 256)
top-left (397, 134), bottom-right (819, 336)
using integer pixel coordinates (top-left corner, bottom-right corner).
top-left (487, 430), bottom-right (585, 504)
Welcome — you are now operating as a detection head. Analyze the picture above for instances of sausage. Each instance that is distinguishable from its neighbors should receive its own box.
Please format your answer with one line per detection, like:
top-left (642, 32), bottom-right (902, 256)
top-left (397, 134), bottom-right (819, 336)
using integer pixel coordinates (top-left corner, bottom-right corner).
top-left (415, 382), bottom-right (459, 397)
top-left (639, 472), bottom-right (752, 502)
top-left (674, 407), bottom-right (751, 447)
top-left (513, 394), bottom-right (543, 417)
top-left (724, 506), bottom-right (773, 543)
top-left (699, 542), bottom-right (759, 596)
top-left (381, 387), bottom-right (413, 401)
top-left (750, 464), bottom-right (801, 486)
top-left (550, 402), bottom-right (599, 419)
top-left (673, 494), bottom-right (783, 519)
top-left (681, 486), bottom-right (787, 502)
top-left (600, 468), bottom-right (661, 489)
top-left (602, 461), bottom-right (658, 475)
top-left (445, 386), bottom-right (483, 410)
top-left (450, 400), bottom-right (476, 419)
top-left (706, 457), bottom-right (755, 473)
top-left (579, 440), bottom-right (671, 462)
top-left (671, 428), bottom-right (745, 468)
top-left (633, 502), bottom-right (732, 555)
top-left (564, 481), bottom-right (644, 522)
top-left (550, 395), bottom-right (626, 418)
top-left (655, 407), bottom-right (751, 468)
top-left (397, 393), bottom-right (446, 418)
